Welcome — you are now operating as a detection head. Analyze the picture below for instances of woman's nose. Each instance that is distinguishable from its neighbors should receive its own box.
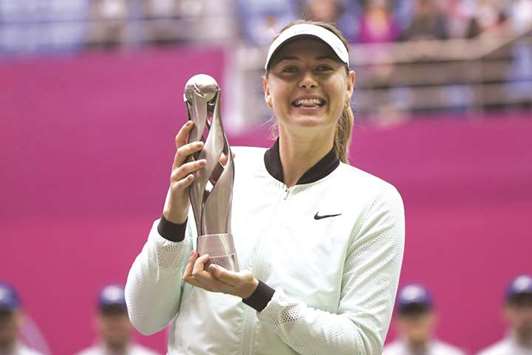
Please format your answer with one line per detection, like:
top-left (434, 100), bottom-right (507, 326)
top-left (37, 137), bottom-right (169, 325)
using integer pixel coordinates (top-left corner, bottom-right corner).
top-left (298, 71), bottom-right (318, 89)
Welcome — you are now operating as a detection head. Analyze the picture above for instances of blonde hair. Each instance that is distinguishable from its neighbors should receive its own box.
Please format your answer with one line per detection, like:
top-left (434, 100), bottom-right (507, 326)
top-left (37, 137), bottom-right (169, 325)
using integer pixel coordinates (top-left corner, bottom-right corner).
top-left (267, 20), bottom-right (354, 163)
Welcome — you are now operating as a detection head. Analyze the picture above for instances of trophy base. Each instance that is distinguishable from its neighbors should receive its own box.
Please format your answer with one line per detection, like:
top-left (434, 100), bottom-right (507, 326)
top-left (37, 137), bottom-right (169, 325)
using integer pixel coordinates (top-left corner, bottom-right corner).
top-left (197, 233), bottom-right (239, 272)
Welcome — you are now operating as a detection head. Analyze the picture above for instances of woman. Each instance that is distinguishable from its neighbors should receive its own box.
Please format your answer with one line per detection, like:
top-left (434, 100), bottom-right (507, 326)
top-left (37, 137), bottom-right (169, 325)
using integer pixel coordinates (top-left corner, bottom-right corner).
top-left (125, 21), bottom-right (405, 355)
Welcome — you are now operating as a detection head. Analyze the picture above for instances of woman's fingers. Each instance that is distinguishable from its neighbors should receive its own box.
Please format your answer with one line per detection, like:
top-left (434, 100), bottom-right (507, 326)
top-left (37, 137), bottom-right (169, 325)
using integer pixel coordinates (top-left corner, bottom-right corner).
top-left (171, 159), bottom-right (206, 184)
top-left (174, 120), bottom-right (194, 148)
top-left (208, 264), bottom-right (239, 285)
top-left (169, 174), bottom-right (194, 194)
top-left (162, 121), bottom-right (205, 224)
top-left (182, 251), bottom-right (198, 280)
top-left (183, 253), bottom-right (235, 293)
top-left (183, 255), bottom-right (258, 298)
top-left (192, 254), bottom-right (211, 276)
top-left (172, 141), bottom-right (204, 170)
top-left (183, 252), bottom-right (209, 288)
top-left (208, 266), bottom-right (258, 298)
top-left (183, 253), bottom-right (210, 282)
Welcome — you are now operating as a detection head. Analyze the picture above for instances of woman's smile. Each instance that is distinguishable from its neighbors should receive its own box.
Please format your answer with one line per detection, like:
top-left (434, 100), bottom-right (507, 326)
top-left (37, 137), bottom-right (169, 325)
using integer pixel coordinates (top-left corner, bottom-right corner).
top-left (291, 96), bottom-right (326, 108)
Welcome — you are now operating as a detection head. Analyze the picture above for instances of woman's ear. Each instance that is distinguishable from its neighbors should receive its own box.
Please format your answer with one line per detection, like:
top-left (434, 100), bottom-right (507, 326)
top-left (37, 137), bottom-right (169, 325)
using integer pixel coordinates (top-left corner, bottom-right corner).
top-left (346, 70), bottom-right (356, 98)
top-left (263, 75), bottom-right (272, 108)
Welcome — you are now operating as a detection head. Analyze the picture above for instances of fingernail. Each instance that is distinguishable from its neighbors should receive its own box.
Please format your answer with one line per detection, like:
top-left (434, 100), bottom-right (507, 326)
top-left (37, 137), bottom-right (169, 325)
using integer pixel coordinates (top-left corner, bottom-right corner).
top-left (186, 121), bottom-right (193, 126)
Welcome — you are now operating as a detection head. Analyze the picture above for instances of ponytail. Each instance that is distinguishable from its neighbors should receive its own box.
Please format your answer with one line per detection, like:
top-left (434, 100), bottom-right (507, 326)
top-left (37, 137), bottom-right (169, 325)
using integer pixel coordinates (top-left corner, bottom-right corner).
top-left (334, 100), bottom-right (354, 163)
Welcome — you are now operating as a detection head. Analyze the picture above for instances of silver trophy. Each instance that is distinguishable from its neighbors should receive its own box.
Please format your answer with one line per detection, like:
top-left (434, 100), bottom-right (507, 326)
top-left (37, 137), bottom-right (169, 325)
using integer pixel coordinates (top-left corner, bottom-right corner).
top-left (184, 74), bottom-right (239, 272)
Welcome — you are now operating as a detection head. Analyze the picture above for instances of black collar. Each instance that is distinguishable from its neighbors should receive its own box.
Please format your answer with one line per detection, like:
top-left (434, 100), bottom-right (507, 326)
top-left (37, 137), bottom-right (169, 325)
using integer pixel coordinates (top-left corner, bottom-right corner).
top-left (263, 139), bottom-right (340, 185)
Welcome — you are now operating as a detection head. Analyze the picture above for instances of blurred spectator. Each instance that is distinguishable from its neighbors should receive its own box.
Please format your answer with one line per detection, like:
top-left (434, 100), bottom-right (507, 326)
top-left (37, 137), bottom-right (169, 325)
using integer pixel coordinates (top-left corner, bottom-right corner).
top-left (358, 0), bottom-right (400, 43)
top-left (383, 284), bottom-right (466, 355)
top-left (0, 282), bottom-right (43, 355)
top-left (301, 0), bottom-right (360, 42)
top-left (477, 275), bottom-right (532, 355)
top-left (0, 0), bottom-right (88, 55)
top-left (302, 0), bottom-right (341, 23)
top-left (399, 0), bottom-right (448, 41)
top-left (508, 0), bottom-right (532, 33)
top-left (393, 0), bottom-right (416, 32)
top-left (446, 0), bottom-right (476, 38)
top-left (465, 0), bottom-right (506, 38)
top-left (142, 0), bottom-right (181, 45)
top-left (87, 0), bottom-right (128, 49)
top-left (237, 0), bottom-right (297, 46)
top-left (505, 0), bottom-right (532, 107)
top-left (75, 285), bottom-right (159, 355)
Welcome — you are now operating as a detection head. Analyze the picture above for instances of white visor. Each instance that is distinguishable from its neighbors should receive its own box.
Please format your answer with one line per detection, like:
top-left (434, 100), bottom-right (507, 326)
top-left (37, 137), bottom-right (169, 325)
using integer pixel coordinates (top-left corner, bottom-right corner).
top-left (265, 23), bottom-right (349, 70)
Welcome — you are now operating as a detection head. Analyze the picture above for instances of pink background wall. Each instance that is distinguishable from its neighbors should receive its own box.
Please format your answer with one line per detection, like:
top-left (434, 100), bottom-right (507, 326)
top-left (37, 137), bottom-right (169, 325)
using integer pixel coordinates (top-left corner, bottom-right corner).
top-left (1, 48), bottom-right (531, 355)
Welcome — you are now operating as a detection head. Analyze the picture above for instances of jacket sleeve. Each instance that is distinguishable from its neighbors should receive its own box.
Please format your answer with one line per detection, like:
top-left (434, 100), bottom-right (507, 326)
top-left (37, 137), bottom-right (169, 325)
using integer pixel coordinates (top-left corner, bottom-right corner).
top-left (125, 219), bottom-right (194, 335)
top-left (257, 185), bottom-right (405, 355)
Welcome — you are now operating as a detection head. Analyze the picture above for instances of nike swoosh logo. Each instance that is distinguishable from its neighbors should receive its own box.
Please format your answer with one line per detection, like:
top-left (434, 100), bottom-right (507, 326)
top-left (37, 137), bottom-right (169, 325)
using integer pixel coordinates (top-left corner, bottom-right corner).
top-left (314, 212), bottom-right (342, 220)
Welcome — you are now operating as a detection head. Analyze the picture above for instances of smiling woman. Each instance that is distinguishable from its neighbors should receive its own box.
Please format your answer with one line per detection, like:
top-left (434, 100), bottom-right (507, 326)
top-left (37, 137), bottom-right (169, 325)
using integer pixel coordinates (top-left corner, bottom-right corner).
top-left (265, 22), bottom-right (356, 168)
top-left (125, 21), bottom-right (405, 355)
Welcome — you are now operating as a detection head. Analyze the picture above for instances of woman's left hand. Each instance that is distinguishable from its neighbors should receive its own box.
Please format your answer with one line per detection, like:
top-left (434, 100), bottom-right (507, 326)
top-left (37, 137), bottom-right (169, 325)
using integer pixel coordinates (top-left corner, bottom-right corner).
top-left (183, 251), bottom-right (259, 299)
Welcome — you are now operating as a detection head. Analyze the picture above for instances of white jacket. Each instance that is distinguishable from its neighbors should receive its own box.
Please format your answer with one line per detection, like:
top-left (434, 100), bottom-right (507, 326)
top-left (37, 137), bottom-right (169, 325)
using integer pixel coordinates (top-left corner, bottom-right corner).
top-left (2, 343), bottom-right (44, 355)
top-left (477, 336), bottom-right (532, 355)
top-left (126, 146), bottom-right (405, 355)
top-left (383, 339), bottom-right (466, 355)
top-left (76, 343), bottom-right (160, 355)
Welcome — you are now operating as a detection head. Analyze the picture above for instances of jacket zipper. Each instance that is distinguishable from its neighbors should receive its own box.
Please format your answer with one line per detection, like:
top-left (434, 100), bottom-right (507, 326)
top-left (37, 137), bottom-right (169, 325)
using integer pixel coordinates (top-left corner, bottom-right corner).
top-left (241, 184), bottom-right (290, 354)
top-left (283, 185), bottom-right (292, 200)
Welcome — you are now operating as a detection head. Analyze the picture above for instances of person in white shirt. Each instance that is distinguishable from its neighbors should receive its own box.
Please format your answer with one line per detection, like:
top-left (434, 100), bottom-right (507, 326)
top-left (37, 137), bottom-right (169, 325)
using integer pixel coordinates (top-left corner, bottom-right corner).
top-left (383, 284), bottom-right (466, 355)
top-left (477, 274), bottom-right (532, 355)
top-left (76, 285), bottom-right (159, 355)
top-left (125, 20), bottom-right (405, 355)
top-left (0, 282), bottom-right (43, 355)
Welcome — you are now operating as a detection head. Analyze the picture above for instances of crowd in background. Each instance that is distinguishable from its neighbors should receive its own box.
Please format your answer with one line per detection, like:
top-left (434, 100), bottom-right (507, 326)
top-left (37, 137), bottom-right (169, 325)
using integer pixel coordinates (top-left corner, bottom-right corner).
top-left (239, 0), bottom-right (532, 46)
top-left (0, 0), bottom-right (531, 52)
top-left (2, 275), bottom-right (532, 355)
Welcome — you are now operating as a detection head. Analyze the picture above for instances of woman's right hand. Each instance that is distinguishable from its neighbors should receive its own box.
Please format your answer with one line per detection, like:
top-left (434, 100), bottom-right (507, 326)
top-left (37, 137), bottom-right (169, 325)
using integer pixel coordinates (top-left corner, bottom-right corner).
top-left (163, 121), bottom-right (206, 224)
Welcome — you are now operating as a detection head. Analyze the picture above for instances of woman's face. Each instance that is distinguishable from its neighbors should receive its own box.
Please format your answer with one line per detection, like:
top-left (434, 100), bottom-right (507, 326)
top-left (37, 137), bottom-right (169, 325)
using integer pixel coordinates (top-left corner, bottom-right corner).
top-left (263, 37), bottom-right (355, 135)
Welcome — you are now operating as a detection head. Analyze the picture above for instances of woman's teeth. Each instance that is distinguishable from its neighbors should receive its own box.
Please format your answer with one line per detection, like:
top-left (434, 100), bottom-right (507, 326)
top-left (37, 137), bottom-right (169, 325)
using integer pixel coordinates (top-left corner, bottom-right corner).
top-left (293, 98), bottom-right (325, 107)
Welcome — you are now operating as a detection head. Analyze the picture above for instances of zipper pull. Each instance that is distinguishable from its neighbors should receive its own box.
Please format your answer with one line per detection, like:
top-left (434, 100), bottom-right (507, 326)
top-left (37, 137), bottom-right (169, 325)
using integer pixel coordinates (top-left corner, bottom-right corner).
top-left (284, 186), bottom-right (289, 200)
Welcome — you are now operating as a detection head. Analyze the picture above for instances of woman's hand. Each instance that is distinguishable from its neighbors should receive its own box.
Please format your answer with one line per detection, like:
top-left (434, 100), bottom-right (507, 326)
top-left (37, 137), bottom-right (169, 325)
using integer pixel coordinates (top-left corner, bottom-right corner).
top-left (163, 121), bottom-right (206, 224)
top-left (183, 251), bottom-right (259, 299)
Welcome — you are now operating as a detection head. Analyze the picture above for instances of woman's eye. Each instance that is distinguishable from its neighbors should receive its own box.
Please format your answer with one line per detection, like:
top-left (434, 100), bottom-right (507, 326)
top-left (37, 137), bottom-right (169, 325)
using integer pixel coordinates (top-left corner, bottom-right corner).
top-left (316, 65), bottom-right (333, 72)
top-left (282, 66), bottom-right (298, 73)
